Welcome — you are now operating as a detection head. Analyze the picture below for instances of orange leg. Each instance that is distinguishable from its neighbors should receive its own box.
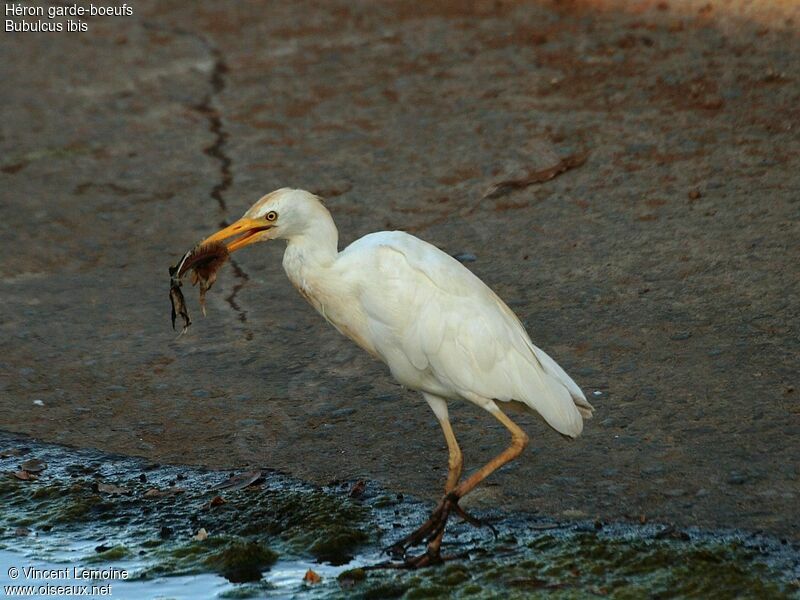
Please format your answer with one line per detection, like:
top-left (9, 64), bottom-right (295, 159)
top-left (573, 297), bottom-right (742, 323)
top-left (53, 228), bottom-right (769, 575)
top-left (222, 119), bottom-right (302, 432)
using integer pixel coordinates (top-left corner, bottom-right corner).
top-left (387, 398), bottom-right (529, 565)
top-left (426, 408), bottom-right (463, 556)
top-left (451, 405), bottom-right (528, 499)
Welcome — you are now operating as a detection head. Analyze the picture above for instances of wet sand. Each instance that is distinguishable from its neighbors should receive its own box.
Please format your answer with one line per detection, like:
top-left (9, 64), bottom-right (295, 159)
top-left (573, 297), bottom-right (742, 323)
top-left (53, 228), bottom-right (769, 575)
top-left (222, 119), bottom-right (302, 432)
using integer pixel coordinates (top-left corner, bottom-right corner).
top-left (1, 0), bottom-right (798, 543)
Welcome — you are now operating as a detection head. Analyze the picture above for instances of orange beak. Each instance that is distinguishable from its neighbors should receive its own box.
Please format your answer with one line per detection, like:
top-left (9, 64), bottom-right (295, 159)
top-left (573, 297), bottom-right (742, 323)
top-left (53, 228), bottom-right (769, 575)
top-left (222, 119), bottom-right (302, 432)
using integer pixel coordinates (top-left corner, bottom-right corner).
top-left (201, 217), bottom-right (272, 252)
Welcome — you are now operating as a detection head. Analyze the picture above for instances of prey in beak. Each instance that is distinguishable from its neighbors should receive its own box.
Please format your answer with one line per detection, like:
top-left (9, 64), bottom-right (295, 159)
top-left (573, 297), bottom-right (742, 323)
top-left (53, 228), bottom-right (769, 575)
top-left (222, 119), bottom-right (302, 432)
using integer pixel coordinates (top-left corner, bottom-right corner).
top-left (168, 240), bottom-right (229, 334)
top-left (167, 216), bottom-right (273, 335)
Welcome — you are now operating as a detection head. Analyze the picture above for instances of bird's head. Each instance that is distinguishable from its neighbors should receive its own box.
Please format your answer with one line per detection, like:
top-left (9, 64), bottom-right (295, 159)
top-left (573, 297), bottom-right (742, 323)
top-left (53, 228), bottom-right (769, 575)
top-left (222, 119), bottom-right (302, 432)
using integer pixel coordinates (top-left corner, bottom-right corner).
top-left (201, 188), bottom-right (329, 252)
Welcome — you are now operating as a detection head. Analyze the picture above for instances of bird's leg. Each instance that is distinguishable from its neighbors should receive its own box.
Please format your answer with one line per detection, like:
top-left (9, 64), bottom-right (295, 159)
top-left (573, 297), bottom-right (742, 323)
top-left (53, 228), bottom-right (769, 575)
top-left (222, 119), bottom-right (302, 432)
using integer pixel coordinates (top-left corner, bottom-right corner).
top-left (386, 399), bottom-right (525, 566)
top-left (449, 403), bottom-right (529, 500)
top-left (423, 408), bottom-right (498, 546)
top-left (440, 406), bottom-right (463, 493)
top-left (385, 395), bottom-right (461, 563)
top-left (383, 493), bottom-right (456, 565)
top-left (421, 408), bottom-right (462, 561)
top-left (412, 405), bottom-right (527, 562)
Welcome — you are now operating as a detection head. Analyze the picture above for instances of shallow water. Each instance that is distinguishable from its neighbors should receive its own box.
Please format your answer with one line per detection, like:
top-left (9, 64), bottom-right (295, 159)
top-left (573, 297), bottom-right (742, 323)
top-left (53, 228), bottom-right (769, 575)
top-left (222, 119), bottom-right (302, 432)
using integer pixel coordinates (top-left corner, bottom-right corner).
top-left (1, 433), bottom-right (798, 599)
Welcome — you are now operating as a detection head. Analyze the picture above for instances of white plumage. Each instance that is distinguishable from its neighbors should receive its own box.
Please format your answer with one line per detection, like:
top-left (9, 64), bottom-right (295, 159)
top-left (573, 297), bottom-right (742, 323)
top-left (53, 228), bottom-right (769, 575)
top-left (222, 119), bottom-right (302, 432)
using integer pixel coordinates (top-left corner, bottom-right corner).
top-left (202, 188), bottom-right (593, 565)
top-left (335, 231), bottom-right (591, 437)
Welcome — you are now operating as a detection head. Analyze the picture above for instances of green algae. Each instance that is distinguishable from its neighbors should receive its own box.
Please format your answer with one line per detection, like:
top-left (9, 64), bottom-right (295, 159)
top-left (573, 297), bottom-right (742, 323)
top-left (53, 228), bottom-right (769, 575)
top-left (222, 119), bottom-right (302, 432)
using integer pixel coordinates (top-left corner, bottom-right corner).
top-left (203, 540), bottom-right (278, 583)
top-left (217, 581), bottom-right (277, 598)
top-left (339, 531), bottom-right (798, 600)
top-left (338, 567), bottom-right (367, 584)
top-left (0, 444), bottom-right (371, 584)
top-left (88, 545), bottom-right (131, 562)
top-left (1, 436), bottom-right (797, 598)
top-left (217, 488), bottom-right (369, 564)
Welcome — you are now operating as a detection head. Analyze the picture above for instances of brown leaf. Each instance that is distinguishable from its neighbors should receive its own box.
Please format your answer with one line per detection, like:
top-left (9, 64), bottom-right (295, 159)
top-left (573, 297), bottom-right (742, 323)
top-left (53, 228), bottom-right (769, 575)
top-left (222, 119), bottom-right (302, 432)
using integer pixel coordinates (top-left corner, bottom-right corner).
top-left (12, 470), bottom-right (34, 481)
top-left (212, 470), bottom-right (263, 492)
top-left (348, 480), bottom-right (366, 499)
top-left (481, 151), bottom-right (590, 201)
top-left (303, 569), bottom-right (322, 584)
top-left (0, 448), bottom-right (23, 458)
top-left (20, 459), bottom-right (46, 473)
top-left (143, 487), bottom-right (185, 499)
top-left (208, 495), bottom-right (226, 508)
top-left (97, 483), bottom-right (128, 495)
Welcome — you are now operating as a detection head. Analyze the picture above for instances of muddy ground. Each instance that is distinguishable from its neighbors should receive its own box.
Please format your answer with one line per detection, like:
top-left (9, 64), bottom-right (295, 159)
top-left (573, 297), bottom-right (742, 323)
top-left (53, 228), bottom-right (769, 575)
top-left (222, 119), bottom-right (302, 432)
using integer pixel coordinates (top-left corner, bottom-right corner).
top-left (1, 0), bottom-right (798, 543)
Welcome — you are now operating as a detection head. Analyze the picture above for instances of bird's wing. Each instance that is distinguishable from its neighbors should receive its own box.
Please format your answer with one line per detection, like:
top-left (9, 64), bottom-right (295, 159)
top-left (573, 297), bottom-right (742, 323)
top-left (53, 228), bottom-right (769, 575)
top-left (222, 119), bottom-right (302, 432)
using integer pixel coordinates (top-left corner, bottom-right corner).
top-left (343, 232), bottom-right (592, 437)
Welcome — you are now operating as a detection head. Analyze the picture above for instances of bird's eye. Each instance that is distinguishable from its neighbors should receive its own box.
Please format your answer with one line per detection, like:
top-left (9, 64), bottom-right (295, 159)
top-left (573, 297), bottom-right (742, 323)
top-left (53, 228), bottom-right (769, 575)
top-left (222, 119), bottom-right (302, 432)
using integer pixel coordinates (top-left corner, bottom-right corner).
top-left (265, 211), bottom-right (278, 222)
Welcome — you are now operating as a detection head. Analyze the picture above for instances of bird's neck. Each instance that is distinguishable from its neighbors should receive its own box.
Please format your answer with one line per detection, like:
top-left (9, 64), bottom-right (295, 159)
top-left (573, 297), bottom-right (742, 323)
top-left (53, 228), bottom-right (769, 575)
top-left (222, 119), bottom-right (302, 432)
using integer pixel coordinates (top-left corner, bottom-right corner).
top-left (282, 214), bottom-right (340, 285)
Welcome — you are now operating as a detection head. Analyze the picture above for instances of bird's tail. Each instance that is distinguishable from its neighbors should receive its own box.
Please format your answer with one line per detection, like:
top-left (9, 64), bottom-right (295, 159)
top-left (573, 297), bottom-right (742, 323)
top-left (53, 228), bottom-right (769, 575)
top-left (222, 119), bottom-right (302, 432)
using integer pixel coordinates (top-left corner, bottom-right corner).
top-left (532, 344), bottom-right (595, 419)
top-left (508, 344), bottom-right (594, 439)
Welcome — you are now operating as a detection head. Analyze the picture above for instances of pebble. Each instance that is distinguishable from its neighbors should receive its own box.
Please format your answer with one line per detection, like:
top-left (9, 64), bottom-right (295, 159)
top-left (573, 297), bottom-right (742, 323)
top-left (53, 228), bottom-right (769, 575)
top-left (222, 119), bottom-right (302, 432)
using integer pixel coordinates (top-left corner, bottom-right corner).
top-left (20, 459), bottom-right (46, 473)
top-left (641, 465), bottom-right (666, 475)
top-left (330, 407), bottom-right (356, 418)
top-left (670, 331), bottom-right (692, 341)
top-left (615, 435), bottom-right (639, 446)
top-left (727, 472), bottom-right (749, 485)
top-left (626, 143), bottom-right (655, 155)
top-left (614, 362), bottom-right (636, 374)
top-left (452, 252), bottom-right (477, 263)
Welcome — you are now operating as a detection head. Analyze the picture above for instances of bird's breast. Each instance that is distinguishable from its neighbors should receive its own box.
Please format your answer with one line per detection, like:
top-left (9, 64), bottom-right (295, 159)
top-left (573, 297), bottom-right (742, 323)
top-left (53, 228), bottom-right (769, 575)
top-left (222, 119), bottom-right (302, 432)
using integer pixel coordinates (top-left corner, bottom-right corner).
top-left (286, 268), bottom-right (380, 360)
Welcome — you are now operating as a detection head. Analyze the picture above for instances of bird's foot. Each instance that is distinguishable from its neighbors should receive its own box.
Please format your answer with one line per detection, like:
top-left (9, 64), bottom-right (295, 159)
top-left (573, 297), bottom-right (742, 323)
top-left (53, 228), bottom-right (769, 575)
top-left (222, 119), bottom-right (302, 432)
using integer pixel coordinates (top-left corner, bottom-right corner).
top-left (384, 493), bottom-right (460, 559)
top-left (367, 548), bottom-right (474, 570)
top-left (451, 502), bottom-right (498, 538)
top-left (368, 548), bottom-right (444, 570)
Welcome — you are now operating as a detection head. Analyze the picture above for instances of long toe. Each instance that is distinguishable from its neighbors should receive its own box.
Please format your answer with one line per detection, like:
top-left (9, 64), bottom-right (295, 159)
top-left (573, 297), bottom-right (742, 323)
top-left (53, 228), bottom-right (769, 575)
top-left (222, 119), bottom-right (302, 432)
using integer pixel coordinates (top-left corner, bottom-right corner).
top-left (405, 548), bottom-right (443, 569)
top-left (368, 548), bottom-right (444, 570)
top-left (451, 503), bottom-right (499, 538)
top-left (384, 541), bottom-right (408, 559)
top-left (384, 498), bottom-right (454, 556)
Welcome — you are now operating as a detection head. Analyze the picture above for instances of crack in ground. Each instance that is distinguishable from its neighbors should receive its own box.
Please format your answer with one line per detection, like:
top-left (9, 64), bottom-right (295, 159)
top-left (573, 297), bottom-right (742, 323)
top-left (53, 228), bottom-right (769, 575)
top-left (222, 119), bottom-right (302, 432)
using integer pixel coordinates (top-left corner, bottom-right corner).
top-left (195, 47), bottom-right (231, 214)
top-left (143, 20), bottom-right (251, 331)
top-left (199, 53), bottom-right (253, 331)
top-left (195, 48), bottom-right (253, 332)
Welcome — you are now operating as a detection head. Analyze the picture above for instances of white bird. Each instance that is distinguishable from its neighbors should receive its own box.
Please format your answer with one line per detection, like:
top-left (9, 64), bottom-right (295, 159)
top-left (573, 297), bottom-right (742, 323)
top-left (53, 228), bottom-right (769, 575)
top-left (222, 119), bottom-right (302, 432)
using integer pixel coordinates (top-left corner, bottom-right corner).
top-left (201, 188), bottom-right (593, 566)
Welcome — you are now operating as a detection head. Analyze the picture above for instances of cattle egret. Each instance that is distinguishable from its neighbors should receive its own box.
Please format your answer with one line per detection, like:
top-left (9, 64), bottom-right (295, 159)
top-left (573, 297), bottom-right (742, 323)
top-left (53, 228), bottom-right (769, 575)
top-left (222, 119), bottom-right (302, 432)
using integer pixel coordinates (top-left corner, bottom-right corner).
top-left (201, 188), bottom-right (593, 566)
